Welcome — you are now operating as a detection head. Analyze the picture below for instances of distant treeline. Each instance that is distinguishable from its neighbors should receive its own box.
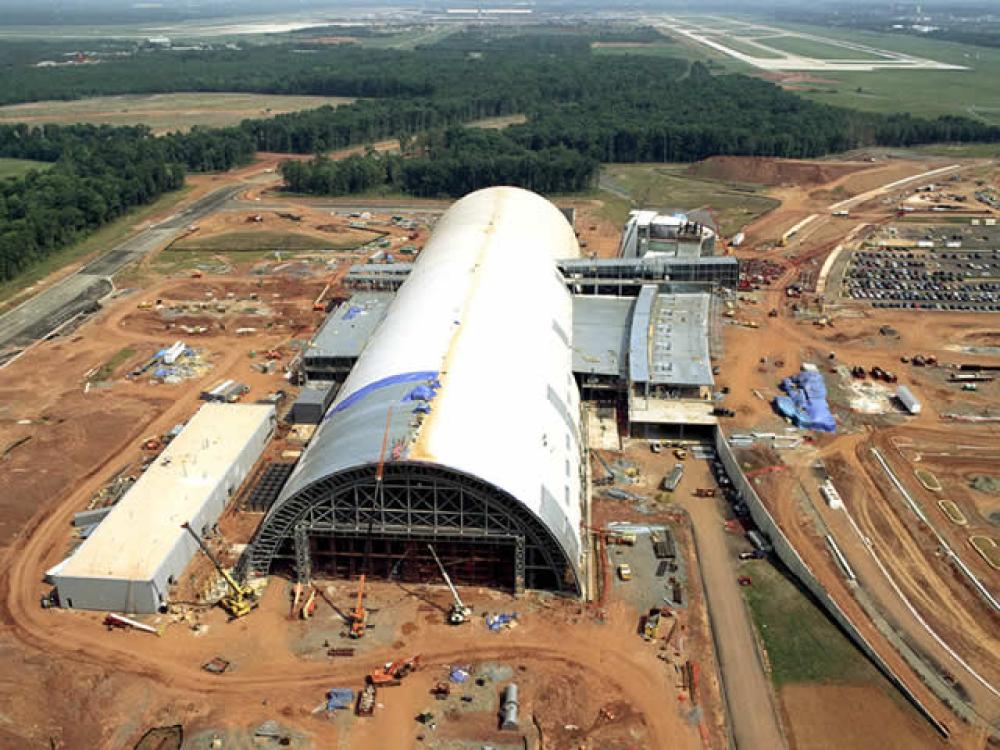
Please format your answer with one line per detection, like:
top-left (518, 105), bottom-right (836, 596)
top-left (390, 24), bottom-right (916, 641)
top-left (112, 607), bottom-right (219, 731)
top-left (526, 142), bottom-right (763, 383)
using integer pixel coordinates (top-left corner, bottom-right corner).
top-left (780, 8), bottom-right (1000, 50)
top-left (0, 124), bottom-right (184, 282)
top-left (0, 121), bottom-right (261, 282)
top-left (281, 129), bottom-right (598, 198)
top-left (1, 29), bottom-right (1000, 280)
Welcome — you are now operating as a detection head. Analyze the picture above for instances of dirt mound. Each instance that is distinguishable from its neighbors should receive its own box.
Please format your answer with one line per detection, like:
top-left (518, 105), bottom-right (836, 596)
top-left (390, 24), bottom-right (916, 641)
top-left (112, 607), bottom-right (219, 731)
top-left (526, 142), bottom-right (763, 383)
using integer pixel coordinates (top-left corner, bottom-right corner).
top-left (689, 156), bottom-right (866, 188)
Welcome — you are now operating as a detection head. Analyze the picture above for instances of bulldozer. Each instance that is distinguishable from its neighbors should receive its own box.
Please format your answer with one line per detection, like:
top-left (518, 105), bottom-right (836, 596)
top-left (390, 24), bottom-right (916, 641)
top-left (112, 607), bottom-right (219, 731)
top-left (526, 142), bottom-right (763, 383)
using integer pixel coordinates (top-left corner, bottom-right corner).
top-left (181, 522), bottom-right (257, 619)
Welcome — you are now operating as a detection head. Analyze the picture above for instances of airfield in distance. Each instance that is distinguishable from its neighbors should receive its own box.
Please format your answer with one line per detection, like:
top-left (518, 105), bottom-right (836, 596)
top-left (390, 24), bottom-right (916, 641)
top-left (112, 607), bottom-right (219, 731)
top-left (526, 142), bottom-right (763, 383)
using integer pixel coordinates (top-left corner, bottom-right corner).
top-left (659, 15), bottom-right (968, 72)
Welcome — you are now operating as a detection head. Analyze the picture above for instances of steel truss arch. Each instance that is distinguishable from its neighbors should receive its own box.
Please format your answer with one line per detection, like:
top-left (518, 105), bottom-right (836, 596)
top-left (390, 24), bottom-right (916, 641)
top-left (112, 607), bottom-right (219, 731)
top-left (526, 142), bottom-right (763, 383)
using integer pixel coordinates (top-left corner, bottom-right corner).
top-left (248, 462), bottom-right (581, 596)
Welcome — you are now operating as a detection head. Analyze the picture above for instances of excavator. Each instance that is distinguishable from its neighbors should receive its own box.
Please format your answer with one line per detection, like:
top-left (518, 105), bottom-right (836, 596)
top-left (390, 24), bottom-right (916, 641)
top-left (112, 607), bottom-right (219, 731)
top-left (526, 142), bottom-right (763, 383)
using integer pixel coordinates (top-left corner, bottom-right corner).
top-left (181, 522), bottom-right (257, 620)
top-left (427, 544), bottom-right (472, 625)
top-left (368, 655), bottom-right (421, 687)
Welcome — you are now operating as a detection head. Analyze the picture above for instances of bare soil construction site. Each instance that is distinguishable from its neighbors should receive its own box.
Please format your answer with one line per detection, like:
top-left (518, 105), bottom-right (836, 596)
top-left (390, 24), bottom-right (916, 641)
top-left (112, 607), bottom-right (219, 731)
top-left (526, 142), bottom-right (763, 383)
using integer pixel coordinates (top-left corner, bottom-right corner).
top-left (0, 149), bottom-right (998, 750)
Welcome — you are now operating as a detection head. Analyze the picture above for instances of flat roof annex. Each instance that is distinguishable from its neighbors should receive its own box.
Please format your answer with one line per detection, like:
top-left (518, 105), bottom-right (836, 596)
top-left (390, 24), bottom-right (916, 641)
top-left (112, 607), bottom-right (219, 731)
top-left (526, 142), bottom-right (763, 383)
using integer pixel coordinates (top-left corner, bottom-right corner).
top-left (307, 292), bottom-right (394, 360)
top-left (58, 403), bottom-right (275, 581)
top-left (630, 288), bottom-right (714, 387)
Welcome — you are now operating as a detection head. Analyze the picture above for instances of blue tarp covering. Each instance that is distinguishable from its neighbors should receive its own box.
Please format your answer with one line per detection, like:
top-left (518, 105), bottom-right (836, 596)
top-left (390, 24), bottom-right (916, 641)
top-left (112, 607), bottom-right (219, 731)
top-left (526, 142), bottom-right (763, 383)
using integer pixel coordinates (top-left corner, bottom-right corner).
top-left (449, 667), bottom-right (470, 683)
top-left (342, 305), bottom-right (364, 322)
top-left (773, 370), bottom-right (836, 432)
top-left (486, 613), bottom-right (518, 631)
top-left (327, 688), bottom-right (354, 711)
top-left (403, 384), bottom-right (436, 402)
top-left (327, 371), bottom-right (440, 417)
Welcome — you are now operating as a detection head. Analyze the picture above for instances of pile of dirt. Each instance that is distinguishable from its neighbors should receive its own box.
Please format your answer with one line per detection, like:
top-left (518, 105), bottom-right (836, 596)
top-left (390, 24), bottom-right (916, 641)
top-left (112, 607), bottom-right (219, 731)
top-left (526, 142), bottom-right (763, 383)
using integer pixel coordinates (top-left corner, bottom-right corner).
top-left (688, 156), bottom-right (865, 188)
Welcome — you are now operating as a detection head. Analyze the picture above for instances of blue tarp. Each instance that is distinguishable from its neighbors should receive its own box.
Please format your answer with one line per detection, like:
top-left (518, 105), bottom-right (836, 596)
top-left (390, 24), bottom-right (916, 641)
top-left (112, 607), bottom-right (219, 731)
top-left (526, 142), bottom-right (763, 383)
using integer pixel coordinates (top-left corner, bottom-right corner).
top-left (327, 371), bottom-right (440, 417)
top-left (486, 612), bottom-right (519, 631)
top-left (342, 305), bottom-right (364, 322)
top-left (773, 370), bottom-right (836, 432)
top-left (327, 688), bottom-right (354, 711)
top-left (449, 667), bottom-right (470, 683)
top-left (403, 384), bottom-right (436, 402)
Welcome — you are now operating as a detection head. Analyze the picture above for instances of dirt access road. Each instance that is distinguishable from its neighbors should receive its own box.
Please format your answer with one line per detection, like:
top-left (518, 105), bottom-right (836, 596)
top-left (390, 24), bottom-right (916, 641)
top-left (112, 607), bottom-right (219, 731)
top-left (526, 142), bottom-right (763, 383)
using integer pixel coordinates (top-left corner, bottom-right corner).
top-left (681, 460), bottom-right (787, 750)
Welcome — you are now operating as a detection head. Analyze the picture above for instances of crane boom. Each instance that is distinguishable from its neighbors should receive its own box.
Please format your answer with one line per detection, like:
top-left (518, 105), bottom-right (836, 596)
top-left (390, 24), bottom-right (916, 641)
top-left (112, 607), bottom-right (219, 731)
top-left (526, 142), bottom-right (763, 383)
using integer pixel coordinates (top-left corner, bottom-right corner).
top-left (180, 522), bottom-right (255, 619)
top-left (427, 544), bottom-right (471, 624)
top-left (181, 522), bottom-right (243, 597)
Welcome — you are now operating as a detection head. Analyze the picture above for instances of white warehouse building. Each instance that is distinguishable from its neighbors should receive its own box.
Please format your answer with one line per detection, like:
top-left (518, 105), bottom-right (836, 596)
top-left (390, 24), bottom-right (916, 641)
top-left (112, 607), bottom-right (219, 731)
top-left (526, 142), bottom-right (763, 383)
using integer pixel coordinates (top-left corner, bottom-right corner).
top-left (51, 403), bottom-right (276, 613)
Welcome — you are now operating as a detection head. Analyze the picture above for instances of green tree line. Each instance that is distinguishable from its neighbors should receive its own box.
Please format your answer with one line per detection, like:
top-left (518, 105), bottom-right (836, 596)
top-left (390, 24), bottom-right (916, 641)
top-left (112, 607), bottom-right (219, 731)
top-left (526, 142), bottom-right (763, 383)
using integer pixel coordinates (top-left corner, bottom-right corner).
top-left (1, 28), bottom-right (999, 281)
top-left (281, 129), bottom-right (597, 198)
top-left (0, 122), bottom-right (255, 283)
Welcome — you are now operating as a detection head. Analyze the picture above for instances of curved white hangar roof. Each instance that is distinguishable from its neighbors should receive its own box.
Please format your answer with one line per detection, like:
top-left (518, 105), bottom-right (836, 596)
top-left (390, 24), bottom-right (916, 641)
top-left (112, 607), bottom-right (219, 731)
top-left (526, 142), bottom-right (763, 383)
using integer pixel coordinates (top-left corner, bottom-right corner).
top-left (252, 187), bottom-right (584, 593)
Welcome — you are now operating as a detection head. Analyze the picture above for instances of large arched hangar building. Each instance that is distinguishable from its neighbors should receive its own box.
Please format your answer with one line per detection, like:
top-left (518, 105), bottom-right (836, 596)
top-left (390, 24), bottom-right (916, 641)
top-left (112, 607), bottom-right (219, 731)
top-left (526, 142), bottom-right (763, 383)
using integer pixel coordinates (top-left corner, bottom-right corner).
top-left (250, 187), bottom-right (584, 595)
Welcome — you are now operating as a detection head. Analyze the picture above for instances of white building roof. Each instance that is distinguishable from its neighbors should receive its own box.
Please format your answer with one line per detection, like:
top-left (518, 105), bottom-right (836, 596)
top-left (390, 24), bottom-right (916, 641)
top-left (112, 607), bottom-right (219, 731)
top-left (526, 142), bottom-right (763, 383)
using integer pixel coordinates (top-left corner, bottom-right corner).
top-left (58, 403), bottom-right (274, 581)
top-left (277, 186), bottom-right (584, 569)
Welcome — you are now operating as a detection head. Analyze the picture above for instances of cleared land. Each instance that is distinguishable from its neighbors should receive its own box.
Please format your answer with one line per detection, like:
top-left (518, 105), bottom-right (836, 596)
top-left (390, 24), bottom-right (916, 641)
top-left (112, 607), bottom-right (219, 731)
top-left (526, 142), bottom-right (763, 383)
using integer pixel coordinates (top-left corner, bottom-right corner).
top-left (0, 92), bottom-right (355, 134)
top-left (169, 230), bottom-right (358, 253)
top-left (599, 162), bottom-right (780, 235)
top-left (466, 114), bottom-right (528, 130)
top-left (0, 157), bottom-right (50, 179)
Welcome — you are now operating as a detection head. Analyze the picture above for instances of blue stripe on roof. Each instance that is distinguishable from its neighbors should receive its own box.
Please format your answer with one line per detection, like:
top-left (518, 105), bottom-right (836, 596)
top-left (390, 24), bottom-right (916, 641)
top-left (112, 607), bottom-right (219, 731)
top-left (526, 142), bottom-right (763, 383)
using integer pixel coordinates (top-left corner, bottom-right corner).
top-left (327, 371), bottom-right (440, 417)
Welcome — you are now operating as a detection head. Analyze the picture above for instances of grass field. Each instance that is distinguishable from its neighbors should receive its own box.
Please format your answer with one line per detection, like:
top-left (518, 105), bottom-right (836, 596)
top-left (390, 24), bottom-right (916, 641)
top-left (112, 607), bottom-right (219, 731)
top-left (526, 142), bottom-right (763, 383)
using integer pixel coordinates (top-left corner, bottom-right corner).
top-left (0, 92), bottom-right (355, 134)
top-left (89, 346), bottom-right (137, 383)
top-left (905, 142), bottom-right (1000, 158)
top-left (652, 17), bottom-right (1000, 122)
top-left (0, 185), bottom-right (192, 313)
top-left (742, 561), bottom-right (883, 685)
top-left (0, 157), bottom-right (50, 179)
top-left (467, 114), bottom-right (528, 130)
top-left (356, 26), bottom-right (457, 50)
top-left (598, 163), bottom-right (780, 235)
top-left (169, 230), bottom-right (358, 254)
top-left (757, 34), bottom-right (887, 61)
top-left (705, 36), bottom-right (786, 59)
top-left (747, 19), bottom-right (1000, 122)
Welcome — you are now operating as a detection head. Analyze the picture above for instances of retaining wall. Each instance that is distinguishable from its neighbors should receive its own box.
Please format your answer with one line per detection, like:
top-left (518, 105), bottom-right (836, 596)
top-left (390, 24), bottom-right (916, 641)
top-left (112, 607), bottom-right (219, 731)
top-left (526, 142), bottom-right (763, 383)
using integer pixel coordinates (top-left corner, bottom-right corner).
top-left (713, 427), bottom-right (951, 738)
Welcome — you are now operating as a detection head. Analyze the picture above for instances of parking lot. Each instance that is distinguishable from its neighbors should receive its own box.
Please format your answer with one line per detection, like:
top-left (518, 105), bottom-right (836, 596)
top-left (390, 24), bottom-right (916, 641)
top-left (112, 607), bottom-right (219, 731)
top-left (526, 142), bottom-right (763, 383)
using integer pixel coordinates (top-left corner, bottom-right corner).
top-left (841, 224), bottom-right (1000, 312)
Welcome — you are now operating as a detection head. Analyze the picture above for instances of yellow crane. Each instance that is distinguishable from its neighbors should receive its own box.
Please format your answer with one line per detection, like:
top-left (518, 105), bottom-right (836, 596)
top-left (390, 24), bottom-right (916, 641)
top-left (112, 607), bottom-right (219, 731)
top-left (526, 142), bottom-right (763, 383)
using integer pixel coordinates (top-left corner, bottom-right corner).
top-left (181, 522), bottom-right (257, 619)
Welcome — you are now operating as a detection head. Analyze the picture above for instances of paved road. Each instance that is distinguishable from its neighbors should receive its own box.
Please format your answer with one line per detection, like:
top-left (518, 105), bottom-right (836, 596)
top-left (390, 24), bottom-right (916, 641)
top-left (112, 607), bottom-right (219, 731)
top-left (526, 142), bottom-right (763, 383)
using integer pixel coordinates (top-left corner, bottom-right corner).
top-left (683, 462), bottom-right (787, 750)
top-left (0, 185), bottom-right (244, 360)
top-left (232, 198), bottom-right (447, 215)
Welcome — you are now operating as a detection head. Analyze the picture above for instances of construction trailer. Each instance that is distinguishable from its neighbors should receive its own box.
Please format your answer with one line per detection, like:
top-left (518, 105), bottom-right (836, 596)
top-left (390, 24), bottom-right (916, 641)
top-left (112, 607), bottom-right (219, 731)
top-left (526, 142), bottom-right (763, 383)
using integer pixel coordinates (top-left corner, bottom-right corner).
top-left (896, 385), bottom-right (922, 415)
top-left (50, 403), bottom-right (275, 613)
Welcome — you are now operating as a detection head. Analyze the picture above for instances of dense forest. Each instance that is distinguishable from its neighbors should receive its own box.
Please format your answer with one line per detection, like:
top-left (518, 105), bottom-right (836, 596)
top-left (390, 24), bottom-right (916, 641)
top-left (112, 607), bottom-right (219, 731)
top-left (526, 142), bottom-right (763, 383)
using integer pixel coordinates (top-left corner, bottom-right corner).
top-left (1, 26), bottom-right (999, 280)
top-left (281, 129), bottom-right (598, 198)
top-left (0, 124), bottom-right (185, 281)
